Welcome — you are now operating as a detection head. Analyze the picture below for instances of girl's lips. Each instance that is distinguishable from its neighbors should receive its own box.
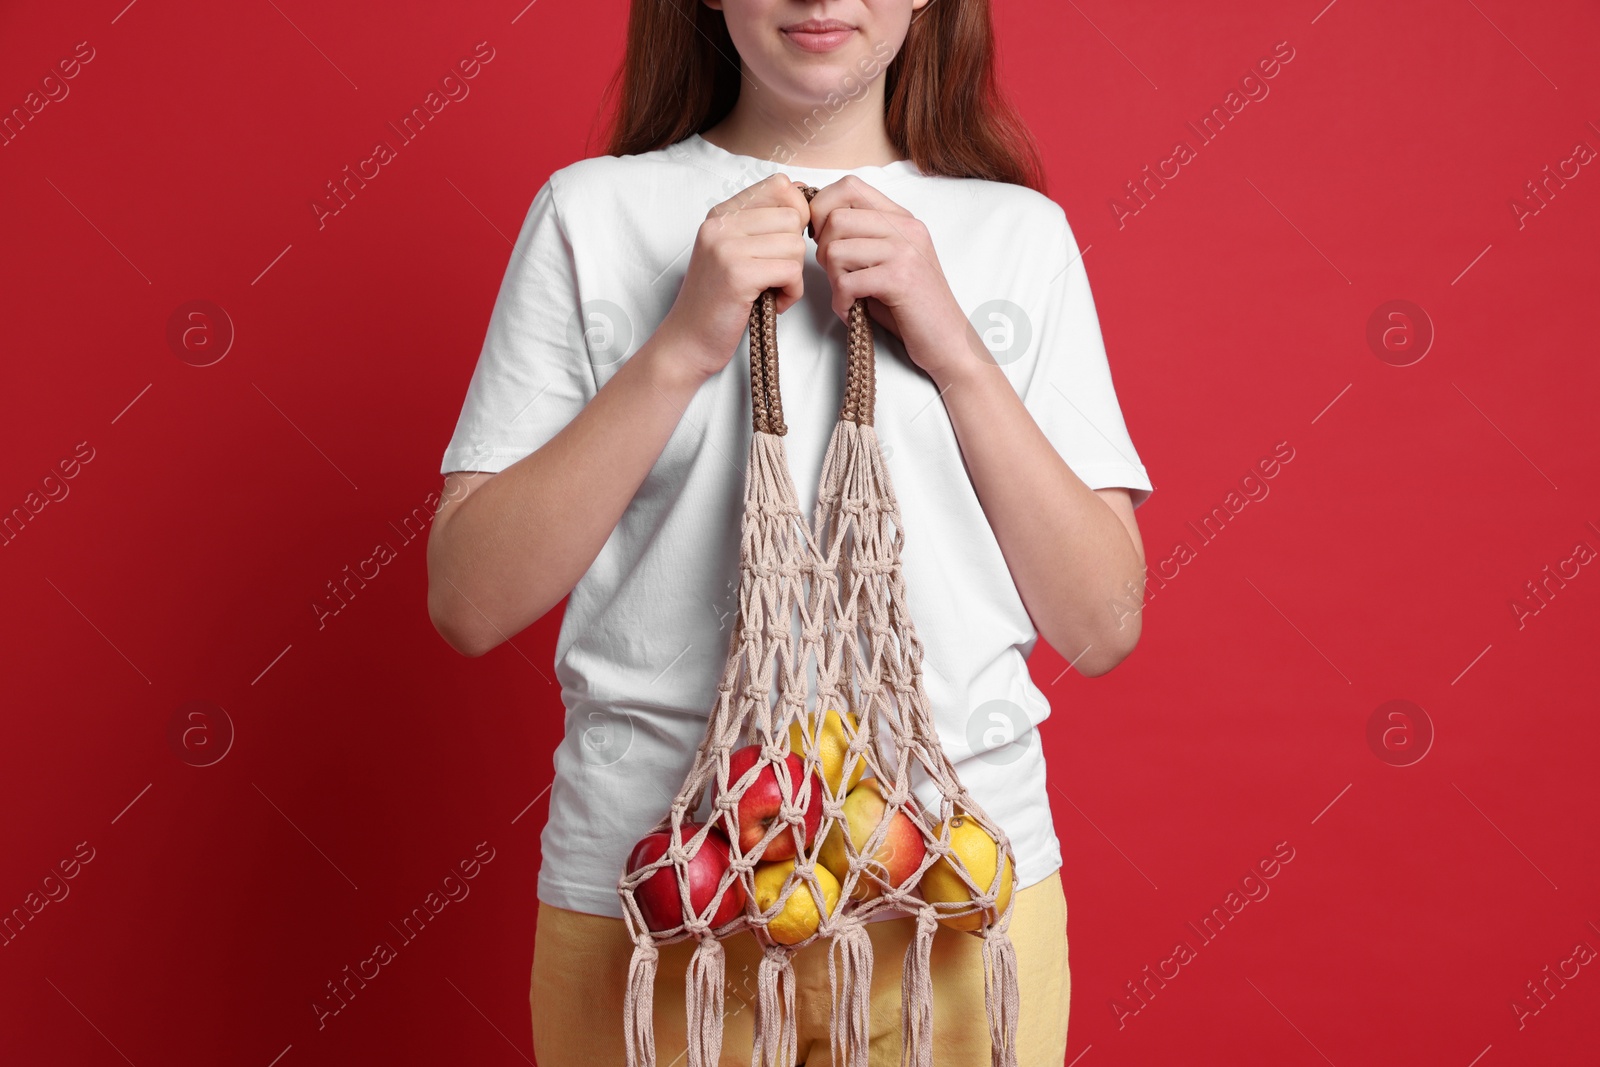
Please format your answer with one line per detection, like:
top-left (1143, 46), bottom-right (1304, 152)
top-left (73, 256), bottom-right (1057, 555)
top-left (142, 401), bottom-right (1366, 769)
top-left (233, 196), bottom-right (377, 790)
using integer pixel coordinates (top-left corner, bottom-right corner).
top-left (782, 27), bottom-right (855, 53)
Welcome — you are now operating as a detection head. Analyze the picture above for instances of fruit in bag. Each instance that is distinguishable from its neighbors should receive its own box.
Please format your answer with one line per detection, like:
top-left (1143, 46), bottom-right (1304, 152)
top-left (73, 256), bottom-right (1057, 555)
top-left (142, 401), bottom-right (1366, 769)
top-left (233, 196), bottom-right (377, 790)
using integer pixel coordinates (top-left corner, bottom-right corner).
top-left (919, 813), bottom-right (1014, 932)
top-left (626, 822), bottom-right (744, 933)
top-left (753, 858), bottom-right (840, 945)
top-left (715, 746), bottom-right (823, 861)
top-left (788, 707), bottom-right (866, 796)
top-left (818, 778), bottom-right (927, 902)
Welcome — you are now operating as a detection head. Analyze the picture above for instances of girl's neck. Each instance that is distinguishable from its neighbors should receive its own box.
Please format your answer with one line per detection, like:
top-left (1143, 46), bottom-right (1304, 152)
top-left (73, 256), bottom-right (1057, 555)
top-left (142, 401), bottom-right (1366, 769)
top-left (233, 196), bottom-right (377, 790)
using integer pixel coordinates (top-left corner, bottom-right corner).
top-left (700, 90), bottom-right (906, 169)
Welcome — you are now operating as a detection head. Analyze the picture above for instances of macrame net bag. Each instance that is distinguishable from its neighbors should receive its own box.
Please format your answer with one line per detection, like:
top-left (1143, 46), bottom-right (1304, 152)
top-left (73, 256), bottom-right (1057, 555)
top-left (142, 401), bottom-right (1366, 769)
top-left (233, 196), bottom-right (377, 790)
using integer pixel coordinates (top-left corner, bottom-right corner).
top-left (616, 184), bottom-right (1021, 1067)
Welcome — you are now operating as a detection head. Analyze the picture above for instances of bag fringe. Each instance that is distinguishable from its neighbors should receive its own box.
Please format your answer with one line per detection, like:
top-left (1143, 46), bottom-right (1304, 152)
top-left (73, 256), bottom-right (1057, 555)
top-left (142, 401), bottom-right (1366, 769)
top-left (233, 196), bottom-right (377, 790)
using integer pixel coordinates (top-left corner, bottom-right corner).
top-left (623, 938), bottom-right (659, 1067)
top-left (754, 943), bottom-right (799, 1067)
top-left (684, 934), bottom-right (727, 1067)
top-left (899, 907), bottom-right (939, 1067)
top-left (982, 925), bottom-right (1021, 1067)
top-left (827, 917), bottom-right (874, 1067)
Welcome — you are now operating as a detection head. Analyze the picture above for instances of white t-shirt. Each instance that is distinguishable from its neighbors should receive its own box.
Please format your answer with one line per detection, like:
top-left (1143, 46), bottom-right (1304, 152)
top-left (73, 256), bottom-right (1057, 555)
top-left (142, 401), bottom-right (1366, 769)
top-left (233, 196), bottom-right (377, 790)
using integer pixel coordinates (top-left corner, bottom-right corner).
top-left (439, 132), bottom-right (1153, 918)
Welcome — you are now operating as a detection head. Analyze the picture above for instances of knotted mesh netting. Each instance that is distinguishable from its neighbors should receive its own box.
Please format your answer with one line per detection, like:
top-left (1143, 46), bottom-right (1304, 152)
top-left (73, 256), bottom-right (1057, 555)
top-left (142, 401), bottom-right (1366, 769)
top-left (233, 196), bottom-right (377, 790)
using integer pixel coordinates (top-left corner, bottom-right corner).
top-left (616, 184), bottom-right (1021, 1067)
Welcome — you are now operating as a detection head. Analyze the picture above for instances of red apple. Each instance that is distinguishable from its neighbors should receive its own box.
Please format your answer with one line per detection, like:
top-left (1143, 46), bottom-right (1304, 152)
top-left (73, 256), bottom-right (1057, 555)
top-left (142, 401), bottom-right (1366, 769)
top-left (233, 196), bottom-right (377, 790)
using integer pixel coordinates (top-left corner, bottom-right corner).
top-left (818, 778), bottom-right (928, 901)
top-left (626, 822), bottom-right (744, 933)
top-left (713, 746), bottom-right (824, 861)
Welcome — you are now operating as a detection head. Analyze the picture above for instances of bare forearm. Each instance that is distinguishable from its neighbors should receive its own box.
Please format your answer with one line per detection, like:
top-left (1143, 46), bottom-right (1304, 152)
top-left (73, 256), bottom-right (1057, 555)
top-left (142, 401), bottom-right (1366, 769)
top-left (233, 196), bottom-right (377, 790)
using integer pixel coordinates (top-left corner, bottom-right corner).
top-left (929, 331), bottom-right (1145, 676)
top-left (428, 329), bottom-right (711, 655)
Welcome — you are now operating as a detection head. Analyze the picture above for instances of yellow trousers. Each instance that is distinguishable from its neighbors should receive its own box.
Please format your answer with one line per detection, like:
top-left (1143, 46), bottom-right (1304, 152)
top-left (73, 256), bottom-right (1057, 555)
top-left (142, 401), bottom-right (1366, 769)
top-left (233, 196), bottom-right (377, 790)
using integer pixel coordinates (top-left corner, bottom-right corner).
top-left (531, 871), bottom-right (1069, 1066)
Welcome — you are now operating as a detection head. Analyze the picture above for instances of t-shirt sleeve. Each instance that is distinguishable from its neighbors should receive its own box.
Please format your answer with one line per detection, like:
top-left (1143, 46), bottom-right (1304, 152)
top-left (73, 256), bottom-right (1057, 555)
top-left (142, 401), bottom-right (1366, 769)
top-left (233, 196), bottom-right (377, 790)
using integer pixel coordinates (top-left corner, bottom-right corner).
top-left (1020, 206), bottom-right (1153, 510)
top-left (439, 175), bottom-right (597, 475)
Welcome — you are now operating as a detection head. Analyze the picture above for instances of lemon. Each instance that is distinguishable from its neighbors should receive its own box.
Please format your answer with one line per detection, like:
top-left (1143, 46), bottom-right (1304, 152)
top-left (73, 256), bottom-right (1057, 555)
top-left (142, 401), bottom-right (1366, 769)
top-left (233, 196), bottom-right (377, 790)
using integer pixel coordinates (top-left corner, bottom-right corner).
top-left (919, 814), bottom-right (1013, 932)
top-left (788, 707), bottom-right (865, 796)
top-left (753, 859), bottom-right (841, 945)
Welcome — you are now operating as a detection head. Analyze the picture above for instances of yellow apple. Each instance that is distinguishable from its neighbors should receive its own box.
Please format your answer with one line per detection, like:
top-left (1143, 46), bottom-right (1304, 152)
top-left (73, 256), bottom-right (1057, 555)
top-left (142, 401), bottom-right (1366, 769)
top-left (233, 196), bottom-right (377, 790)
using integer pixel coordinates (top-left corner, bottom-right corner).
top-left (818, 778), bottom-right (928, 901)
top-left (919, 814), bottom-right (1013, 932)
top-left (752, 858), bottom-right (841, 945)
top-left (788, 707), bottom-right (866, 796)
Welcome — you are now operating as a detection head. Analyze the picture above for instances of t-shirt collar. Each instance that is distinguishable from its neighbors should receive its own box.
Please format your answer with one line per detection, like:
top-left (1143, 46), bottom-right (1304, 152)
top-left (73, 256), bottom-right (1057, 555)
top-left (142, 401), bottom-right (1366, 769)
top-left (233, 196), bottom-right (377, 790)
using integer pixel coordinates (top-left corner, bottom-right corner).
top-left (670, 131), bottom-right (924, 181)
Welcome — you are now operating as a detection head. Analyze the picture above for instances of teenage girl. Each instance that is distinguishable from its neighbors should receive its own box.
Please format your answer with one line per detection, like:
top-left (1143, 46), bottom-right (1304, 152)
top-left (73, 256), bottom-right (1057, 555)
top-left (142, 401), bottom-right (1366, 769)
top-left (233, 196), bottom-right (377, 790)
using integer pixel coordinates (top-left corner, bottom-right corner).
top-left (428, 2), bottom-right (1152, 1064)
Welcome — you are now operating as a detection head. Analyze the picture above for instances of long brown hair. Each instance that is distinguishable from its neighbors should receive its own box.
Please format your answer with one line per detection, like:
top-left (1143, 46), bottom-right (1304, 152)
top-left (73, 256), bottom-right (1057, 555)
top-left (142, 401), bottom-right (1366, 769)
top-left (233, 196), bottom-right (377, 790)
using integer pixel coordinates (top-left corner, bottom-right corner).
top-left (597, 0), bottom-right (1046, 191)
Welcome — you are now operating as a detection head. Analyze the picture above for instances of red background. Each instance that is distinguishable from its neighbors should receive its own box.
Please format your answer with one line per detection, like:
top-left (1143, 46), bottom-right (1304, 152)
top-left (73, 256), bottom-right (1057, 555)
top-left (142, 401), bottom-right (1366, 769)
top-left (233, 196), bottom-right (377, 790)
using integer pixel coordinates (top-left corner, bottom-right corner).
top-left (2, 1), bottom-right (1597, 1064)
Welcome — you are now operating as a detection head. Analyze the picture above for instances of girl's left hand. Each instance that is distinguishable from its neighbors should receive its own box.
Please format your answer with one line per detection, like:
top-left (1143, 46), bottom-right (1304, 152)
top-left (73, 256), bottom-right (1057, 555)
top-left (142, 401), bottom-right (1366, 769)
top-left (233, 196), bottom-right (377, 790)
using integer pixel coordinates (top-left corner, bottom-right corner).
top-left (807, 176), bottom-right (976, 381)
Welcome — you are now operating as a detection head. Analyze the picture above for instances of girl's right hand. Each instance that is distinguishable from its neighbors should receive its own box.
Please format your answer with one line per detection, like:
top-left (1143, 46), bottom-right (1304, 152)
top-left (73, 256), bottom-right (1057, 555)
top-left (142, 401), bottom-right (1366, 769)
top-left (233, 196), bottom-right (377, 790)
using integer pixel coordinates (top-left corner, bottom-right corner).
top-left (657, 174), bottom-right (812, 382)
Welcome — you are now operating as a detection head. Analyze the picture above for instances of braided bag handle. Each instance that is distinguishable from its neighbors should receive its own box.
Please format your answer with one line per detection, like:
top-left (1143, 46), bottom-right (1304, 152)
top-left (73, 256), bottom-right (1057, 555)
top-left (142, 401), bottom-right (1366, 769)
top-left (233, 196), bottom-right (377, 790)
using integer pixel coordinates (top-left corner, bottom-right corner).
top-left (616, 184), bottom-right (1021, 1067)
